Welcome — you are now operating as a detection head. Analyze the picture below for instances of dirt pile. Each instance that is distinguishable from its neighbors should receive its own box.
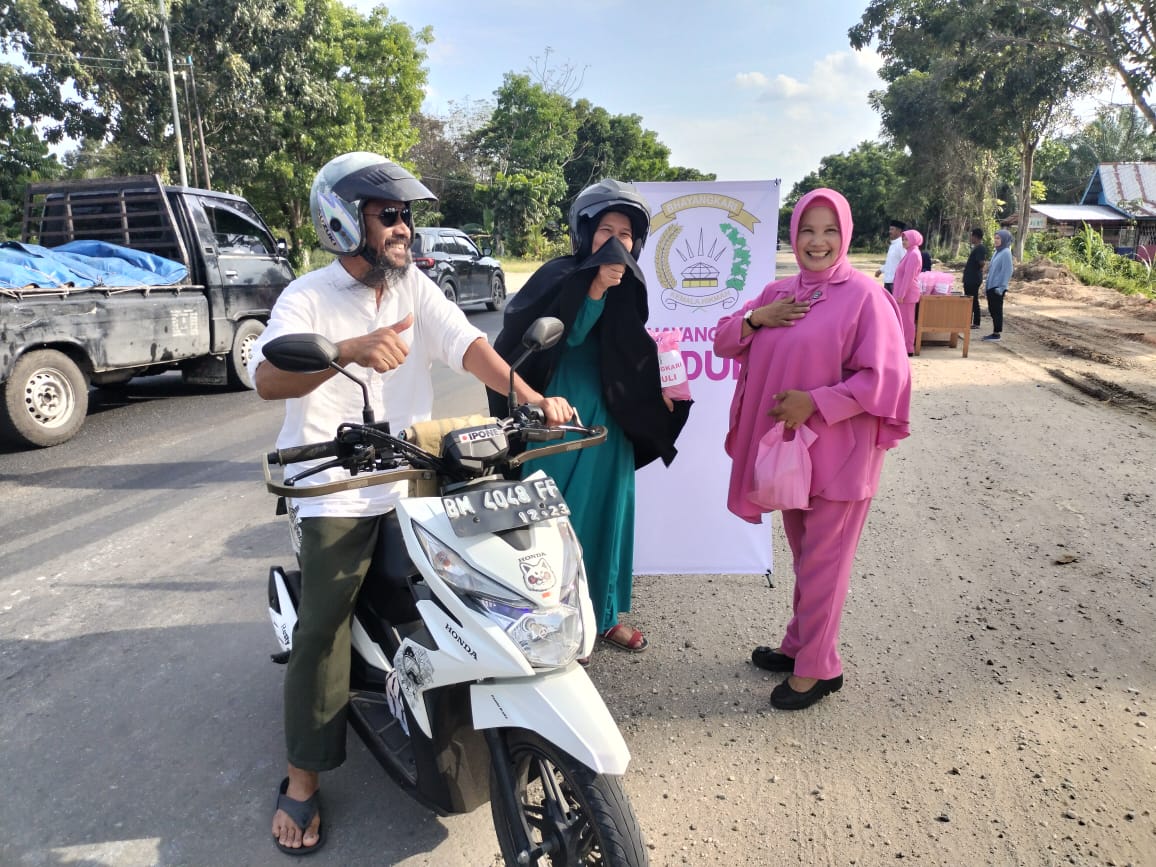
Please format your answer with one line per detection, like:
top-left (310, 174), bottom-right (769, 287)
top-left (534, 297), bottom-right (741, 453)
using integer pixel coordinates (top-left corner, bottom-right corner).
top-left (947, 264), bottom-right (1156, 418)
top-left (1013, 260), bottom-right (1156, 325)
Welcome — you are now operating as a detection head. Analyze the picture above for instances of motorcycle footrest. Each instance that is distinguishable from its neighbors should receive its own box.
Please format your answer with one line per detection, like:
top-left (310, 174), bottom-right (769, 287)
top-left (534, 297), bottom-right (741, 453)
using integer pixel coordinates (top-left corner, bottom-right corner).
top-left (349, 690), bottom-right (416, 777)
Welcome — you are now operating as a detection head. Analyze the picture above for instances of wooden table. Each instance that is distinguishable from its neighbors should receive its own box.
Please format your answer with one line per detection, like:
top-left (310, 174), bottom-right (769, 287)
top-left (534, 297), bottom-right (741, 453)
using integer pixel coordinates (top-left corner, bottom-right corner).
top-left (914, 294), bottom-right (972, 357)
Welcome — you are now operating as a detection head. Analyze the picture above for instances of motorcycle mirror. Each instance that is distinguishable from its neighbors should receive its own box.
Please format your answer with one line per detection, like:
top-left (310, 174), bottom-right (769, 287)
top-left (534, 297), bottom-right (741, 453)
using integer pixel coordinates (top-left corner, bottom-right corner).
top-left (263, 333), bottom-right (376, 424)
top-left (508, 317), bottom-right (565, 415)
top-left (522, 317), bottom-right (564, 353)
top-left (263, 333), bottom-right (340, 373)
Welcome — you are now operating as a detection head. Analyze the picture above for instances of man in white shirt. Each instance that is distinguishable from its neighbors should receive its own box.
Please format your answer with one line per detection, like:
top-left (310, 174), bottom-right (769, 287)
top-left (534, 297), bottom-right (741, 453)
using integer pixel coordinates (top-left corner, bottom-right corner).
top-left (252, 152), bottom-right (572, 855)
top-left (874, 219), bottom-right (907, 293)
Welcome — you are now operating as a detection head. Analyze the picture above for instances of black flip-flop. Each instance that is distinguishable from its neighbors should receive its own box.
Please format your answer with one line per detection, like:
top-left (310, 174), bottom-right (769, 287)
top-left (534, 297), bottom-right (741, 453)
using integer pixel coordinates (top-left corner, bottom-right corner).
top-left (273, 777), bottom-right (325, 856)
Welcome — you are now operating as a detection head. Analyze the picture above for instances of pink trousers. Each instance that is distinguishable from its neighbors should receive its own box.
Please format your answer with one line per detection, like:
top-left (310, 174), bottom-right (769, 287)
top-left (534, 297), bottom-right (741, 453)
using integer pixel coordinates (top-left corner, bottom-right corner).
top-left (899, 301), bottom-right (917, 354)
top-left (778, 496), bottom-right (873, 680)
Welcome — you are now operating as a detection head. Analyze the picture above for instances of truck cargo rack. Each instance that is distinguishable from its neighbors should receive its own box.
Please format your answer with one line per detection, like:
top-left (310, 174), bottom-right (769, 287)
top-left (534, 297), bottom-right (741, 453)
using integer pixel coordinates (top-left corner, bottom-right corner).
top-left (21, 175), bottom-right (192, 271)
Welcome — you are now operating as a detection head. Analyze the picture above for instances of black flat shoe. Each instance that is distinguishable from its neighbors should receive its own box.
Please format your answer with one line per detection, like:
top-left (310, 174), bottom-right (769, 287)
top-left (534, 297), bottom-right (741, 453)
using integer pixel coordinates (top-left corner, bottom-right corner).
top-left (751, 646), bottom-right (795, 672)
top-left (770, 674), bottom-right (844, 710)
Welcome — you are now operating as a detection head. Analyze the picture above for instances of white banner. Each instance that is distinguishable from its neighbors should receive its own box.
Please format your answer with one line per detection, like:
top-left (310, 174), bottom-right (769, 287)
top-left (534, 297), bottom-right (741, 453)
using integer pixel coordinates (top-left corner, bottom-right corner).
top-left (632, 180), bottom-right (781, 575)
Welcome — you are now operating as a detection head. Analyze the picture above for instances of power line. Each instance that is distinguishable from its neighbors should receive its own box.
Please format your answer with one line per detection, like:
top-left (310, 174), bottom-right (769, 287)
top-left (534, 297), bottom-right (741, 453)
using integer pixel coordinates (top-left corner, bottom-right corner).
top-left (24, 51), bottom-right (192, 74)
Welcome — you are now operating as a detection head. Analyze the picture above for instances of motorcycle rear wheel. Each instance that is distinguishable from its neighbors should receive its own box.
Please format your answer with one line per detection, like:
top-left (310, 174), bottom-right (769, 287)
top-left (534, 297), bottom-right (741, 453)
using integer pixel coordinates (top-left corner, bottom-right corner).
top-left (490, 729), bottom-right (648, 867)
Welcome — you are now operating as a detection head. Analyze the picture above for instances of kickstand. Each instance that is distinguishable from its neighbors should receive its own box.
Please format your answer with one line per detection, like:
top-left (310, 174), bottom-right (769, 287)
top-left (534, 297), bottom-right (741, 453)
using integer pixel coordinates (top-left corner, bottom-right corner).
top-left (763, 569), bottom-right (774, 590)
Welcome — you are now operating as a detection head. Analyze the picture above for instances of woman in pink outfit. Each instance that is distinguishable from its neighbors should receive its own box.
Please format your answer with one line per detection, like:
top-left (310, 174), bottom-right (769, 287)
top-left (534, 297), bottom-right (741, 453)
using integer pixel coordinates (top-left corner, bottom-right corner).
top-left (891, 228), bottom-right (924, 354)
top-left (714, 188), bottom-right (911, 710)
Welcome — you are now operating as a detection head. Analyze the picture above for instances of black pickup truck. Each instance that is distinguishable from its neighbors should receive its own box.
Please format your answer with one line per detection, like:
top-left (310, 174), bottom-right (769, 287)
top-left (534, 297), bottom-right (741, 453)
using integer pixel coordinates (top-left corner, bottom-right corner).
top-left (1, 175), bottom-right (295, 447)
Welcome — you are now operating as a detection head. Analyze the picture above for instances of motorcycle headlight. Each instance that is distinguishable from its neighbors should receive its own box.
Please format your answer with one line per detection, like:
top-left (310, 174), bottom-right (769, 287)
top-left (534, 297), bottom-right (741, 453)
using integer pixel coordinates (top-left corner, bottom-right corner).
top-left (413, 521), bottom-right (586, 667)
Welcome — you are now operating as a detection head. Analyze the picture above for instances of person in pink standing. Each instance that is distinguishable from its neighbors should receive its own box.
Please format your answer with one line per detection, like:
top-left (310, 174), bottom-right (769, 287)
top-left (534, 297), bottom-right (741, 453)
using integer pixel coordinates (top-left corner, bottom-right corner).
top-left (714, 188), bottom-right (911, 710)
top-left (892, 228), bottom-right (924, 355)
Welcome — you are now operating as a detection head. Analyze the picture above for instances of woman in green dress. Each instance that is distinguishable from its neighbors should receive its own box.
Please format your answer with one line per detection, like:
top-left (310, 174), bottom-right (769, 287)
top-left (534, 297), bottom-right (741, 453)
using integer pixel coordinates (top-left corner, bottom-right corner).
top-left (489, 180), bottom-right (691, 651)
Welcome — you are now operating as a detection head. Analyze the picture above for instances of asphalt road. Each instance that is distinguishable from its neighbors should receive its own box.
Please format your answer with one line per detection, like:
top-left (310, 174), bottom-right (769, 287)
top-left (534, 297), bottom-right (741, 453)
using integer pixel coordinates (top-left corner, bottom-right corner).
top-left (0, 305), bottom-right (518, 866)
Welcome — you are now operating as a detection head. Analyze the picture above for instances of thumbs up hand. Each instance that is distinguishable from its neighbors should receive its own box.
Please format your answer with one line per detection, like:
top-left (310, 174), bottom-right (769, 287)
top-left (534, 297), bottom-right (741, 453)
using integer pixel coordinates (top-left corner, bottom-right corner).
top-left (338, 313), bottom-right (413, 372)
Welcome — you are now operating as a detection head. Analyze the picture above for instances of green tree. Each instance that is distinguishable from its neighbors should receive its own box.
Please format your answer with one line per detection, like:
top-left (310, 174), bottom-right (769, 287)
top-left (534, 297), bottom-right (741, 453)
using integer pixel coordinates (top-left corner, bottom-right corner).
top-left (406, 109), bottom-right (500, 230)
top-left (472, 73), bottom-right (579, 177)
top-left (0, 125), bottom-right (63, 239)
top-left (852, 0), bottom-right (1103, 258)
top-left (469, 69), bottom-right (712, 251)
top-left (563, 101), bottom-right (715, 200)
top-left (787, 142), bottom-right (906, 248)
top-left (487, 169), bottom-right (567, 257)
top-left (177, 0), bottom-right (430, 264)
top-left (2, 0), bottom-right (430, 265)
top-left (1024, 2), bottom-right (1156, 133)
top-left (870, 70), bottom-right (1000, 255)
top-left (0, 0), bottom-right (113, 147)
top-left (1037, 104), bottom-right (1156, 202)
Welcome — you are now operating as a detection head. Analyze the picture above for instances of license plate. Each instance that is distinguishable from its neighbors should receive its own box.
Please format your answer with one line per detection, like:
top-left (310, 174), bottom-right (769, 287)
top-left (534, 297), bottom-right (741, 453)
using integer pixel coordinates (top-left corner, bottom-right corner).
top-left (441, 476), bottom-right (571, 536)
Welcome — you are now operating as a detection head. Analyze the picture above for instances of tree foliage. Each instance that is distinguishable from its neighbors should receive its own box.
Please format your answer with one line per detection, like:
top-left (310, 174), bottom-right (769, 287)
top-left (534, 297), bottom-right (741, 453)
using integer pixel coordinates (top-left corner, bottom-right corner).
top-left (1024, 1), bottom-right (1156, 133)
top-left (467, 69), bottom-right (714, 253)
top-left (0, 126), bottom-right (63, 239)
top-left (0, 0), bottom-right (112, 145)
top-left (2, 0), bottom-right (429, 265)
top-left (870, 69), bottom-right (999, 253)
top-left (851, 0), bottom-right (1103, 257)
top-left (489, 170), bottom-right (568, 258)
top-left (3, 14), bottom-right (713, 261)
top-left (787, 142), bottom-right (906, 247)
top-left (472, 73), bottom-right (579, 177)
top-left (1037, 104), bottom-right (1156, 202)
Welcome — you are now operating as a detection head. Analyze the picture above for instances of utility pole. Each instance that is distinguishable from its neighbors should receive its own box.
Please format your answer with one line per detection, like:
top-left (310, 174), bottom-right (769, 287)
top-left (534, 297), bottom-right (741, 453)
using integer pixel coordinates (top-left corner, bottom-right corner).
top-left (158, 0), bottom-right (188, 186)
top-left (187, 55), bottom-right (212, 189)
top-left (181, 70), bottom-right (199, 187)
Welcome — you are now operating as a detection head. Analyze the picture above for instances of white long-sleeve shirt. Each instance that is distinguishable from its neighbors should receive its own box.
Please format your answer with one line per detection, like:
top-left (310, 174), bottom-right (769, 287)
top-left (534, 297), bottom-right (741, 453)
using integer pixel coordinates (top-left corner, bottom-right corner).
top-left (880, 237), bottom-right (904, 283)
top-left (249, 261), bottom-right (485, 518)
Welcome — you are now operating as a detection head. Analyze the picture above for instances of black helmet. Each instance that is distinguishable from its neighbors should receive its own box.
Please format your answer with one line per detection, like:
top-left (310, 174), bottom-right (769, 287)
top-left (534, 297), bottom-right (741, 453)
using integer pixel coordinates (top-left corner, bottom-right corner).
top-left (568, 179), bottom-right (651, 259)
top-left (310, 152), bottom-right (436, 256)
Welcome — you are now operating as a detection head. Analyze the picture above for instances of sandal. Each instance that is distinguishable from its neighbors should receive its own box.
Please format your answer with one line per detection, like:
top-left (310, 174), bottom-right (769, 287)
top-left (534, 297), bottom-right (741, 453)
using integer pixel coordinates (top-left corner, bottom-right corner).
top-left (273, 777), bottom-right (325, 856)
top-left (599, 624), bottom-right (649, 653)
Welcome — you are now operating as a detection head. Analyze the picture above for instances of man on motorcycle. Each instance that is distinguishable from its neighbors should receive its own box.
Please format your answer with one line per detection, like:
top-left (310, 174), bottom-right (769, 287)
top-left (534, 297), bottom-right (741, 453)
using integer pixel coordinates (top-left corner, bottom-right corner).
top-left (250, 151), bottom-right (572, 855)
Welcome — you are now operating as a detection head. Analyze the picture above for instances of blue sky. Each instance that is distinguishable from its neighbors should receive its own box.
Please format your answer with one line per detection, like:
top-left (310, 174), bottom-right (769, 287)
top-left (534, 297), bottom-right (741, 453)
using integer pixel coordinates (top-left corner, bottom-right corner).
top-left (360, 0), bottom-right (888, 194)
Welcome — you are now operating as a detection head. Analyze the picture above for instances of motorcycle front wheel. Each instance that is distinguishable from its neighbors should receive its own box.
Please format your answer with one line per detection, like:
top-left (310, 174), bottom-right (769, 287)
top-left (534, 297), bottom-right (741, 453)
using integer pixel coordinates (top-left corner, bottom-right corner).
top-left (490, 729), bottom-right (649, 867)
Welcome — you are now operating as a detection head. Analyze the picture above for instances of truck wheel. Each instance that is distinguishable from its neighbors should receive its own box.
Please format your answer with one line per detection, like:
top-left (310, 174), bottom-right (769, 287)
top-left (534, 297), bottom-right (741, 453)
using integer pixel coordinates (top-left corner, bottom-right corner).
top-left (0, 349), bottom-right (89, 448)
top-left (228, 319), bottom-right (265, 390)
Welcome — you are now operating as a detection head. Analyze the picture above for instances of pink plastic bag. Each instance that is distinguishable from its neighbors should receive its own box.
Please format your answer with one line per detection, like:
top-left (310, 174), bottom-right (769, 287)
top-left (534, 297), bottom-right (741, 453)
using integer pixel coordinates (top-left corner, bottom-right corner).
top-left (654, 329), bottom-right (691, 400)
top-left (918, 271), bottom-right (955, 295)
top-left (749, 422), bottom-right (817, 511)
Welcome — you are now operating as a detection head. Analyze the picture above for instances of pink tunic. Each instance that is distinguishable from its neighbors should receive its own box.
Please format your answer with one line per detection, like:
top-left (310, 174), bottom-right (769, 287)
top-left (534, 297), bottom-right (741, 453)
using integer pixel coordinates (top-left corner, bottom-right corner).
top-left (892, 232), bottom-right (924, 353)
top-left (715, 269), bottom-right (911, 523)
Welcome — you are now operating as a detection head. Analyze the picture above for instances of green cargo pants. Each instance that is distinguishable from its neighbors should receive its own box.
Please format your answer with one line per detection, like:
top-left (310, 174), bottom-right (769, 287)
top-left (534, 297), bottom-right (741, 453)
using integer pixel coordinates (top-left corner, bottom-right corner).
top-left (283, 514), bottom-right (382, 771)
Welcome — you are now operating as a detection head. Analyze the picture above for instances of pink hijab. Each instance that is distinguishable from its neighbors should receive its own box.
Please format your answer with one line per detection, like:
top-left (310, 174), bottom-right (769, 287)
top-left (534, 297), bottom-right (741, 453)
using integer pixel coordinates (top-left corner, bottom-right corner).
top-left (893, 229), bottom-right (924, 303)
top-left (787, 188), bottom-right (856, 302)
top-left (902, 228), bottom-right (923, 250)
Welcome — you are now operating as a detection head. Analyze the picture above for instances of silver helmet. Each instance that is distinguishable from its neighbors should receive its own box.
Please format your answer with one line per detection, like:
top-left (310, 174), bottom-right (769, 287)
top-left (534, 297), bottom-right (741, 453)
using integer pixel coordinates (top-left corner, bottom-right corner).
top-left (309, 152), bottom-right (436, 256)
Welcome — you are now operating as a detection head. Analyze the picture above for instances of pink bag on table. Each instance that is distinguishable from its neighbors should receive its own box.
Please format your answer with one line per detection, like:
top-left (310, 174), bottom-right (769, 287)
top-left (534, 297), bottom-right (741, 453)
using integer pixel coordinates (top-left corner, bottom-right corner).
top-left (654, 329), bottom-right (691, 400)
top-left (749, 422), bottom-right (817, 511)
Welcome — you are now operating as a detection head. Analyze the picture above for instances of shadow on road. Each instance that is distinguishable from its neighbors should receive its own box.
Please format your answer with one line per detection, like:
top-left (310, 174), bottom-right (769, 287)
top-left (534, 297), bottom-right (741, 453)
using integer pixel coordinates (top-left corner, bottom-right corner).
top-left (0, 622), bottom-right (459, 866)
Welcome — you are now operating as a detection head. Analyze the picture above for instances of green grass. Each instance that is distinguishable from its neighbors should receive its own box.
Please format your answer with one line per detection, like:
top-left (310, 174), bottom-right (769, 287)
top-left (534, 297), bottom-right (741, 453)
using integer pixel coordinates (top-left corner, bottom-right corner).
top-left (500, 258), bottom-right (547, 274)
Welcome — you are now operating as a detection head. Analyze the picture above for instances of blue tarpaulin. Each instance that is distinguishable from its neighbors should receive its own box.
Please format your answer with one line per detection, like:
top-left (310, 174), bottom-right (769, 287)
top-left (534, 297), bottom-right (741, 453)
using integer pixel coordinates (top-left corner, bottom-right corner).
top-left (0, 240), bottom-right (188, 290)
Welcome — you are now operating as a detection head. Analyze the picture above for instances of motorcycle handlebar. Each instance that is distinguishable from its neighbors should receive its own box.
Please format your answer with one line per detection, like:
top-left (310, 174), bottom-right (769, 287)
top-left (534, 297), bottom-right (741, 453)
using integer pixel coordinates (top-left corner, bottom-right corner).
top-left (266, 440), bottom-right (341, 466)
top-left (264, 414), bottom-right (606, 496)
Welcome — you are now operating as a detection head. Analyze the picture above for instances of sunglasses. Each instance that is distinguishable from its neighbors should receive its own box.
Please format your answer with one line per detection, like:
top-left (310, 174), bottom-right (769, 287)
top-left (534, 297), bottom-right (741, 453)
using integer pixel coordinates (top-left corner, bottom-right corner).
top-left (369, 207), bottom-right (411, 228)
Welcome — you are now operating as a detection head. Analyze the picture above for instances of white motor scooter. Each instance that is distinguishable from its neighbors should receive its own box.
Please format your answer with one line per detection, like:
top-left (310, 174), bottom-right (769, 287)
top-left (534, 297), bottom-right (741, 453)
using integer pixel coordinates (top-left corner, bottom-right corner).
top-left (261, 317), bottom-right (649, 866)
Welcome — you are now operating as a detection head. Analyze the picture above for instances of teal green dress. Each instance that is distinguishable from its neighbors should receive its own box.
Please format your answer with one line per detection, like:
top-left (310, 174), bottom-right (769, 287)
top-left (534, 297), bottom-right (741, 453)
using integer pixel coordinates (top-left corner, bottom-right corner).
top-left (530, 295), bottom-right (635, 632)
